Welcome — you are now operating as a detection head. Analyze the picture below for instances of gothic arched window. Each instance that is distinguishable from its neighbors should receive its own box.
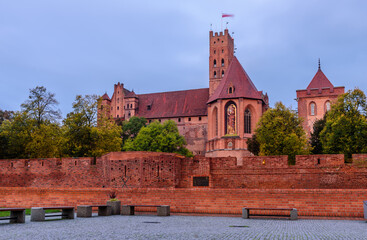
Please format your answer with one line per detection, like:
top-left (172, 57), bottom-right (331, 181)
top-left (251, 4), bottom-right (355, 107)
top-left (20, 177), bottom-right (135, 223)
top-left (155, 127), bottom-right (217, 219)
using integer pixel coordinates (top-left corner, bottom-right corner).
top-left (310, 102), bottom-right (316, 116)
top-left (221, 58), bottom-right (224, 66)
top-left (222, 70), bottom-right (224, 77)
top-left (213, 107), bottom-right (218, 137)
top-left (225, 101), bottom-right (237, 135)
top-left (244, 109), bottom-right (251, 134)
top-left (325, 101), bottom-right (331, 112)
top-left (213, 59), bottom-right (217, 67)
top-left (214, 71), bottom-right (217, 78)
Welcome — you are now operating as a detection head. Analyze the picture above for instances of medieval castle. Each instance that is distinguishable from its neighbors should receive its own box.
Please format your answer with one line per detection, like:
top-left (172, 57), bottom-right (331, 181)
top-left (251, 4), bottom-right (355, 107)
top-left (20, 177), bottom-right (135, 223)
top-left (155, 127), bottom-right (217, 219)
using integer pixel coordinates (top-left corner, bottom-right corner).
top-left (100, 29), bottom-right (345, 158)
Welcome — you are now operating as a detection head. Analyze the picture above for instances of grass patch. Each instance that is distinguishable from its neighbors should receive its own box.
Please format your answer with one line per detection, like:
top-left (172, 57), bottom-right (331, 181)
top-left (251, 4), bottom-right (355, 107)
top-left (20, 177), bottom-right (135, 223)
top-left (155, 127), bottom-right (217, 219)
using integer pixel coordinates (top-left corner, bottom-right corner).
top-left (0, 209), bottom-right (60, 217)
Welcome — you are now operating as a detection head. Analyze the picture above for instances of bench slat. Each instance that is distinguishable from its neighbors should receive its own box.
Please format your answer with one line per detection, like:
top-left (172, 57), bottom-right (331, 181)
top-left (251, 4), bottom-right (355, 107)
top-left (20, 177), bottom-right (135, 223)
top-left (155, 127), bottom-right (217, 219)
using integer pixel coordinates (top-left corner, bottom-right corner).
top-left (247, 208), bottom-right (294, 211)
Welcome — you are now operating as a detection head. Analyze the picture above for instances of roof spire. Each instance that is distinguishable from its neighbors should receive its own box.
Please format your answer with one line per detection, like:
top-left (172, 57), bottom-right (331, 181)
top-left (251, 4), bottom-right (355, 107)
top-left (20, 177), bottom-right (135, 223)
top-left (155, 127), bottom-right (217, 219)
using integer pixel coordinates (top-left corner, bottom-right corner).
top-left (318, 58), bottom-right (321, 70)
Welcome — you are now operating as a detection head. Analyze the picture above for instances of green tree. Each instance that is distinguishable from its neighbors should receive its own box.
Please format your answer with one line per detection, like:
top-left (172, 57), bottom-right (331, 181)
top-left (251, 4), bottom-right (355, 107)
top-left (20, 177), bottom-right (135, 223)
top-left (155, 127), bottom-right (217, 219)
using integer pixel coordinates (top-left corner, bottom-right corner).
top-left (0, 109), bottom-right (14, 125)
top-left (123, 120), bottom-right (193, 157)
top-left (120, 116), bottom-right (147, 145)
top-left (62, 95), bottom-right (121, 157)
top-left (21, 86), bottom-right (61, 125)
top-left (255, 102), bottom-right (309, 163)
top-left (0, 112), bottom-right (33, 159)
top-left (246, 134), bottom-right (260, 156)
top-left (310, 115), bottom-right (327, 154)
top-left (320, 88), bottom-right (367, 159)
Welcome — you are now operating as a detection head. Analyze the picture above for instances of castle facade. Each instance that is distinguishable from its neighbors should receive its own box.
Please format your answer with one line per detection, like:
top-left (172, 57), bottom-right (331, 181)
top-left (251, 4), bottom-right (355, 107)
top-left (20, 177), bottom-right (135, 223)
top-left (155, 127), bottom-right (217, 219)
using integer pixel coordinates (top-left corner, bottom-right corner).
top-left (101, 29), bottom-right (344, 157)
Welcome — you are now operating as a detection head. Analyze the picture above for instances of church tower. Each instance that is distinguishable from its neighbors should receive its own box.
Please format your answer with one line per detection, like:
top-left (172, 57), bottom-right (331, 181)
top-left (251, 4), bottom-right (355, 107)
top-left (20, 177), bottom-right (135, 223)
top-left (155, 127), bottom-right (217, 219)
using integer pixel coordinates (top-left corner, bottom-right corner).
top-left (209, 29), bottom-right (234, 96)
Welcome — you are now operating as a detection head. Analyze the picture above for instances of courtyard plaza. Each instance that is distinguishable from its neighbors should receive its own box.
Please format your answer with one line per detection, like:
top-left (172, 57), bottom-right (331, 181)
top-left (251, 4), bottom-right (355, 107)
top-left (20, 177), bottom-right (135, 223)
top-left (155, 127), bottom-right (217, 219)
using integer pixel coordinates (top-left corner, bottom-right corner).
top-left (1, 213), bottom-right (366, 239)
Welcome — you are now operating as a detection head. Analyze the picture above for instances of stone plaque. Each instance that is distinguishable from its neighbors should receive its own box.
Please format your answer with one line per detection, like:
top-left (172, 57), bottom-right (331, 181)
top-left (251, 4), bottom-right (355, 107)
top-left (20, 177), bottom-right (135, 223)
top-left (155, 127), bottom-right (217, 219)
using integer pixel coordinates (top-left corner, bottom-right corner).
top-left (193, 176), bottom-right (209, 187)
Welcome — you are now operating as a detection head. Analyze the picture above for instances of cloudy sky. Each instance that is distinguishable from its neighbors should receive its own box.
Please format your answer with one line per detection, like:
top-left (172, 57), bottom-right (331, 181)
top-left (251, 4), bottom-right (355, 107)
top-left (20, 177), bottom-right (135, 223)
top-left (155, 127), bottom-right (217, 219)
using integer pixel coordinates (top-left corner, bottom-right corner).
top-left (1, 0), bottom-right (366, 117)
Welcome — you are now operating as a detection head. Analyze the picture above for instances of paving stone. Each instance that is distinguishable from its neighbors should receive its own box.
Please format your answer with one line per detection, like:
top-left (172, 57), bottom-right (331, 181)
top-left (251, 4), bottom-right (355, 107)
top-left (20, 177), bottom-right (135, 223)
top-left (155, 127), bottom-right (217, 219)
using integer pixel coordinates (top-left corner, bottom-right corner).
top-left (1, 214), bottom-right (367, 239)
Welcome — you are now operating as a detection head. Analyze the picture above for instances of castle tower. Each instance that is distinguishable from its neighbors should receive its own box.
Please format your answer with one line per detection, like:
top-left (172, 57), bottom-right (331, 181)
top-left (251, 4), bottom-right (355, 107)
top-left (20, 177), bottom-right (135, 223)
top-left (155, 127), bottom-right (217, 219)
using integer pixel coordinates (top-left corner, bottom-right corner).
top-left (112, 82), bottom-right (125, 119)
top-left (296, 61), bottom-right (345, 136)
top-left (209, 29), bottom-right (234, 96)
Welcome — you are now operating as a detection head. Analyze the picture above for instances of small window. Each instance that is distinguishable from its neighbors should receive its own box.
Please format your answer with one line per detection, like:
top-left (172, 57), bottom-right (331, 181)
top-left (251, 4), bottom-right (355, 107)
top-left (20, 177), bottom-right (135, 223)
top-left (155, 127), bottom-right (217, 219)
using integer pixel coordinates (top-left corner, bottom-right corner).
top-left (221, 58), bottom-right (224, 66)
top-left (222, 70), bottom-right (224, 77)
top-left (159, 119), bottom-right (161, 122)
top-left (130, 104), bottom-right (132, 108)
top-left (213, 59), bottom-right (217, 67)
top-left (149, 120), bottom-right (152, 123)
top-left (111, 107), bottom-right (113, 110)
top-left (222, 49), bottom-right (224, 53)
top-left (214, 71), bottom-right (217, 78)
top-left (178, 118), bottom-right (181, 122)
top-left (128, 112), bottom-right (131, 117)
top-left (310, 102), bottom-right (316, 116)
top-left (228, 87), bottom-right (233, 94)
top-left (214, 50), bottom-right (216, 54)
top-left (101, 105), bottom-right (104, 110)
top-left (188, 117), bottom-right (191, 121)
top-left (221, 40), bottom-right (223, 43)
top-left (199, 117), bottom-right (202, 121)
top-left (117, 98), bottom-right (119, 103)
top-left (325, 101), bottom-right (331, 112)
top-left (214, 41), bottom-right (216, 44)
top-left (147, 105), bottom-right (151, 110)
top-left (117, 106), bottom-right (119, 110)
top-left (117, 114), bottom-right (119, 118)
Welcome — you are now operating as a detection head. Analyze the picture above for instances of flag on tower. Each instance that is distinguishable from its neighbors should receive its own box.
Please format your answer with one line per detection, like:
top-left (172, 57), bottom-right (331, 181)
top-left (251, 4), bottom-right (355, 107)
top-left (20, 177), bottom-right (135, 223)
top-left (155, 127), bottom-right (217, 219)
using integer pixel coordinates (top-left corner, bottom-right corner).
top-left (222, 14), bottom-right (234, 18)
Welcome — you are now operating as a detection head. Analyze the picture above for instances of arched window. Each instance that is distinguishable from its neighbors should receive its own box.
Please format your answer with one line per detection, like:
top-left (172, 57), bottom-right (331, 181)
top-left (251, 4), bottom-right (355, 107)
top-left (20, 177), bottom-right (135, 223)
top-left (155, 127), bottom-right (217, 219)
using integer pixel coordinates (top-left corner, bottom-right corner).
top-left (214, 71), bottom-right (217, 78)
top-left (221, 58), bottom-right (224, 66)
top-left (310, 102), bottom-right (316, 116)
top-left (222, 70), bottom-right (224, 77)
top-left (213, 107), bottom-right (218, 137)
top-left (228, 87), bottom-right (233, 94)
top-left (213, 59), bottom-right (217, 67)
top-left (244, 109), bottom-right (251, 134)
top-left (225, 101), bottom-right (237, 135)
top-left (325, 101), bottom-right (331, 112)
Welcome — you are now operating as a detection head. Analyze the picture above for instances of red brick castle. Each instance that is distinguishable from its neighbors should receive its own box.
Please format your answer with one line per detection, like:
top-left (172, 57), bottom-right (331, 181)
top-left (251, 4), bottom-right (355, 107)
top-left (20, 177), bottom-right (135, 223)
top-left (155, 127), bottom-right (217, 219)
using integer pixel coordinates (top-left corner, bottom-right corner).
top-left (100, 30), bottom-right (344, 157)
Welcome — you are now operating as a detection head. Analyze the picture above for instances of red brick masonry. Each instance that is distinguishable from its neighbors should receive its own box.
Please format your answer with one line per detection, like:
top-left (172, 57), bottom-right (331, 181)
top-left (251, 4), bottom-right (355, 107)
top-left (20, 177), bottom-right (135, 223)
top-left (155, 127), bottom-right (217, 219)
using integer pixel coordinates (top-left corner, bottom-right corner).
top-left (1, 152), bottom-right (367, 217)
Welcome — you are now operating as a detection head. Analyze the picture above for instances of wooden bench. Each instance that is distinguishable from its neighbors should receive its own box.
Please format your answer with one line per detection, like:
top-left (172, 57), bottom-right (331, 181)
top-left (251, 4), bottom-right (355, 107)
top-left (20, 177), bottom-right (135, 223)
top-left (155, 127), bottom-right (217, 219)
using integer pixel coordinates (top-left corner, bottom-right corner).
top-left (77, 205), bottom-right (112, 218)
top-left (31, 207), bottom-right (75, 221)
top-left (242, 207), bottom-right (298, 220)
top-left (0, 208), bottom-right (26, 223)
top-left (122, 205), bottom-right (170, 216)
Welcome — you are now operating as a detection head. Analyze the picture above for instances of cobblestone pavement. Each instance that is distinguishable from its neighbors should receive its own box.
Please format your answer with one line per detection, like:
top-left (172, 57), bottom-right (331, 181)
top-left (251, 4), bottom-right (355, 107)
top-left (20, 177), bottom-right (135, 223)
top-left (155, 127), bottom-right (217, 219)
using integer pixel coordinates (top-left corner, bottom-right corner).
top-left (1, 214), bottom-right (367, 239)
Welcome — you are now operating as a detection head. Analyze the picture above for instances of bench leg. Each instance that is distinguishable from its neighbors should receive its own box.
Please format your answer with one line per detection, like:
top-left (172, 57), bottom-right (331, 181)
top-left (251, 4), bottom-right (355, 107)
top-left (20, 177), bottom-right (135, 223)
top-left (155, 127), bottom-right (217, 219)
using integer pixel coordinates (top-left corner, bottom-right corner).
top-left (157, 206), bottom-right (170, 216)
top-left (98, 206), bottom-right (112, 216)
top-left (121, 206), bottom-right (135, 215)
top-left (31, 208), bottom-right (45, 222)
top-left (62, 208), bottom-right (75, 219)
top-left (290, 209), bottom-right (298, 220)
top-left (10, 210), bottom-right (25, 223)
top-left (77, 206), bottom-right (92, 218)
top-left (242, 208), bottom-right (249, 219)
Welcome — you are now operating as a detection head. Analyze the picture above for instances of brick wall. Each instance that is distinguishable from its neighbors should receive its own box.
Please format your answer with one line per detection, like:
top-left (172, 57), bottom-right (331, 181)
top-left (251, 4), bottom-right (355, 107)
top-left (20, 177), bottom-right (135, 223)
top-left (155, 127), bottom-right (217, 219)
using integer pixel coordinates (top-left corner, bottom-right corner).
top-left (0, 187), bottom-right (365, 217)
top-left (2, 152), bottom-right (367, 189)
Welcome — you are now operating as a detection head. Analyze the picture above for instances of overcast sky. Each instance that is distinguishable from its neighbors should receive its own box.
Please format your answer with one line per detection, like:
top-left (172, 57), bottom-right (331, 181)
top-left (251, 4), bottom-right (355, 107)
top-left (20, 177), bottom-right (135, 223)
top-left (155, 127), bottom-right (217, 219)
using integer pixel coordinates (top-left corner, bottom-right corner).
top-left (1, 0), bottom-right (366, 117)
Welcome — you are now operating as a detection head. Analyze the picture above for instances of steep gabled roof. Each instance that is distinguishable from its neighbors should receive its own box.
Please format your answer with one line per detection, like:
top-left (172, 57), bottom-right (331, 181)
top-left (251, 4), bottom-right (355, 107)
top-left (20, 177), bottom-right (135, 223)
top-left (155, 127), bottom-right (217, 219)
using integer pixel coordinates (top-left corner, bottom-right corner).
top-left (137, 88), bottom-right (209, 118)
top-left (207, 56), bottom-right (263, 103)
top-left (307, 68), bottom-right (334, 90)
top-left (102, 93), bottom-right (111, 101)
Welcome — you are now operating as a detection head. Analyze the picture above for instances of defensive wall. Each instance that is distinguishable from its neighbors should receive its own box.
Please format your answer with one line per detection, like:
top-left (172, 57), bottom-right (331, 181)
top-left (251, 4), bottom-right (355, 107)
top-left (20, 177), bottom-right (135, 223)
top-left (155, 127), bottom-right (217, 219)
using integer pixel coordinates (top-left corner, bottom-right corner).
top-left (1, 152), bottom-right (367, 217)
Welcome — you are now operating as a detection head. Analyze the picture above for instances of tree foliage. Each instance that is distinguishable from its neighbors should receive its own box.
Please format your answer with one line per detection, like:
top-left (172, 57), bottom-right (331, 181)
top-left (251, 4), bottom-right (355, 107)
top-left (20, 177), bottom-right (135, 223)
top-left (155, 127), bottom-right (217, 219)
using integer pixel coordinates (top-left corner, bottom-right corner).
top-left (123, 120), bottom-right (193, 157)
top-left (310, 115), bottom-right (326, 154)
top-left (246, 134), bottom-right (260, 156)
top-left (62, 95), bottom-right (121, 157)
top-left (320, 88), bottom-right (367, 158)
top-left (255, 102), bottom-right (309, 163)
top-left (21, 86), bottom-right (61, 125)
top-left (120, 116), bottom-right (147, 145)
top-left (0, 109), bottom-right (14, 125)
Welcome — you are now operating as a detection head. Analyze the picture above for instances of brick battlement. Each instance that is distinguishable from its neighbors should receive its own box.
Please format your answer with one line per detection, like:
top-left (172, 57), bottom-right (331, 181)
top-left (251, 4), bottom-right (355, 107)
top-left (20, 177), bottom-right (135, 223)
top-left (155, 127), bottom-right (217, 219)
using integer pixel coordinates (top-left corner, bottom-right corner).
top-left (2, 152), bottom-right (367, 189)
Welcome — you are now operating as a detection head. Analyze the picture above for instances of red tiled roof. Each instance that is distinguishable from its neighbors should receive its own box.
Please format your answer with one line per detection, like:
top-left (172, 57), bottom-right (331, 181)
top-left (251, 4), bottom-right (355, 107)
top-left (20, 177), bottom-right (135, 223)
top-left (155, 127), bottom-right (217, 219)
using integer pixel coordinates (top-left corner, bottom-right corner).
top-left (136, 88), bottom-right (209, 118)
top-left (125, 90), bottom-right (137, 98)
top-left (102, 93), bottom-right (111, 101)
top-left (307, 69), bottom-right (334, 90)
top-left (208, 57), bottom-right (263, 103)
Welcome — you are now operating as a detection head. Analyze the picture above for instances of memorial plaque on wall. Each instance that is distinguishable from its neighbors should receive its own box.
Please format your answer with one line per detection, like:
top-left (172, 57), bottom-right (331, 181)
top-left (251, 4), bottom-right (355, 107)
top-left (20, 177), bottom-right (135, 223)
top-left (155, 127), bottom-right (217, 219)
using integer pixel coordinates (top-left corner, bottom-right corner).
top-left (193, 176), bottom-right (209, 187)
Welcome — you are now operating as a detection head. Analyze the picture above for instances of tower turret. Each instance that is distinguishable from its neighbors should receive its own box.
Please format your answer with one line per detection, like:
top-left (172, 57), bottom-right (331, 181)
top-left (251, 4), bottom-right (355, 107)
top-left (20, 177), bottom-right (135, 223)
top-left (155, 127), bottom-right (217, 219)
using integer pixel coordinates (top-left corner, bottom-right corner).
top-left (209, 29), bottom-right (234, 96)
